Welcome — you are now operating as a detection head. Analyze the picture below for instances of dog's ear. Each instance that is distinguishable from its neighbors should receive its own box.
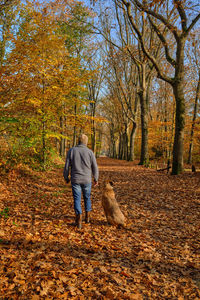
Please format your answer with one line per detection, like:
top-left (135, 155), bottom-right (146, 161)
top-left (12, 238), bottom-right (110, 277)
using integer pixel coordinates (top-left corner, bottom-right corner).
top-left (109, 181), bottom-right (114, 186)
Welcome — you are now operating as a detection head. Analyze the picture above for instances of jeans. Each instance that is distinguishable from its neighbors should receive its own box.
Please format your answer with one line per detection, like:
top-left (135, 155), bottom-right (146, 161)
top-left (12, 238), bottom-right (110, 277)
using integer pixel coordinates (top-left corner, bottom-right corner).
top-left (71, 183), bottom-right (92, 215)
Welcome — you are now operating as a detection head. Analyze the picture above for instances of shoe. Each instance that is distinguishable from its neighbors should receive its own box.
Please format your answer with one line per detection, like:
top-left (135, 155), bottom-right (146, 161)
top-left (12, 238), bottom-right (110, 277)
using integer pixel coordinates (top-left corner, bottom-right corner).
top-left (76, 214), bottom-right (82, 229)
top-left (85, 211), bottom-right (90, 223)
top-left (75, 214), bottom-right (79, 226)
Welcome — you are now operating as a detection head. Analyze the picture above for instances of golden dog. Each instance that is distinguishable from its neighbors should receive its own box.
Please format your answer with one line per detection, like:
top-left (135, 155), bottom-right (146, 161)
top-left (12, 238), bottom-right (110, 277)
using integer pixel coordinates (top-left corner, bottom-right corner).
top-left (101, 181), bottom-right (125, 226)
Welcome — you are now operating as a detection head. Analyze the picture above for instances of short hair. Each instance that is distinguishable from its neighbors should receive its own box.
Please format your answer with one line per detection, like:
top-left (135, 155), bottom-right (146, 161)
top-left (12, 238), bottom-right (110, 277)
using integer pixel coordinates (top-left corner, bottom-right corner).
top-left (78, 134), bottom-right (88, 145)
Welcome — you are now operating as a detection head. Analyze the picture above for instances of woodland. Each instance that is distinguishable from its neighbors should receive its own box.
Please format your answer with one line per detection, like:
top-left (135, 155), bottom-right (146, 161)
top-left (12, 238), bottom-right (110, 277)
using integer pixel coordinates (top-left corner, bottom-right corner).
top-left (0, 0), bottom-right (200, 298)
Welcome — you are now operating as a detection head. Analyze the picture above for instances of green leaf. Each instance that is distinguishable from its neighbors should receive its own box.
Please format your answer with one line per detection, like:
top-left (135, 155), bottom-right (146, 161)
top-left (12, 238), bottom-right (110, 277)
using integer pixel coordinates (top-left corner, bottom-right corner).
top-left (0, 117), bottom-right (19, 123)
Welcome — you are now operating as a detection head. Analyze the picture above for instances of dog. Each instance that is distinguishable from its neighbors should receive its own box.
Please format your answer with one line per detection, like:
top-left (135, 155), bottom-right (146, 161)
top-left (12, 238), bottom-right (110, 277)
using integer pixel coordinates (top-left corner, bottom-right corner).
top-left (101, 181), bottom-right (125, 226)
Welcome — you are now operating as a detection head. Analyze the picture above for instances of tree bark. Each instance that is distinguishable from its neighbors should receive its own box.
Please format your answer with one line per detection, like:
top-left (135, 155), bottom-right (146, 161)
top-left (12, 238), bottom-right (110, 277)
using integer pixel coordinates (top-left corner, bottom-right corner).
top-left (91, 103), bottom-right (96, 155)
top-left (128, 122), bottom-right (137, 161)
top-left (171, 37), bottom-right (186, 174)
top-left (41, 79), bottom-right (46, 170)
top-left (138, 64), bottom-right (149, 165)
top-left (110, 123), bottom-right (117, 158)
top-left (122, 128), bottom-right (128, 160)
top-left (42, 117), bottom-right (46, 169)
top-left (73, 104), bottom-right (77, 147)
top-left (172, 84), bottom-right (185, 174)
top-left (188, 71), bottom-right (200, 164)
top-left (59, 115), bottom-right (65, 157)
top-left (139, 93), bottom-right (149, 165)
top-left (118, 132), bottom-right (123, 159)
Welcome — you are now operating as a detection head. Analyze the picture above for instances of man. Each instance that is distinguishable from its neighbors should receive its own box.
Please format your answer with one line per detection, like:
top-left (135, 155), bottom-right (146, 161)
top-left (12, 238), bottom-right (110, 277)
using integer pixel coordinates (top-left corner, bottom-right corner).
top-left (63, 134), bottom-right (99, 229)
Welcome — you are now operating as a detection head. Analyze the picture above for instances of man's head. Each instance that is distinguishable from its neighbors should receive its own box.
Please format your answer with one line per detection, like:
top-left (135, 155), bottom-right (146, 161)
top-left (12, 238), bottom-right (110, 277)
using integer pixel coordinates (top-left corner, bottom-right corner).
top-left (78, 134), bottom-right (88, 146)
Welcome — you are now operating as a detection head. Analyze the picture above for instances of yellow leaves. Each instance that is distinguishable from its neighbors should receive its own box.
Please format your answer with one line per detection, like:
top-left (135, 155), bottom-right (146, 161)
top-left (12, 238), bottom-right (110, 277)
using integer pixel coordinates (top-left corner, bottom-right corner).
top-left (13, 274), bottom-right (26, 286)
top-left (2, 0), bottom-right (91, 114)
top-left (31, 295), bottom-right (40, 300)
top-left (130, 292), bottom-right (143, 300)
top-left (46, 132), bottom-right (66, 140)
top-left (25, 232), bottom-right (33, 243)
top-left (0, 229), bottom-right (5, 237)
top-left (28, 98), bottom-right (41, 107)
top-left (59, 275), bottom-right (69, 284)
top-left (67, 286), bottom-right (77, 296)
top-left (103, 286), bottom-right (116, 298)
top-left (99, 266), bottom-right (107, 273)
top-left (40, 280), bottom-right (54, 296)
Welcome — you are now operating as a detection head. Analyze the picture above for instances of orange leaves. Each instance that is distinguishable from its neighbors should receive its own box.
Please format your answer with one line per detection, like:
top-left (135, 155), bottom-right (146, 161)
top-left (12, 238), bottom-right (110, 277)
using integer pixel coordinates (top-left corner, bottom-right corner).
top-left (120, 271), bottom-right (131, 278)
top-left (1, 158), bottom-right (200, 298)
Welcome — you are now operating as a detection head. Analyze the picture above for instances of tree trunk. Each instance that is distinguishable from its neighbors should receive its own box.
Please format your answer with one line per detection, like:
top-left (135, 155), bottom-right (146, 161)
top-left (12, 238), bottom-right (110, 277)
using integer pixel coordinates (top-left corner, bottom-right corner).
top-left (42, 80), bottom-right (46, 170)
top-left (171, 39), bottom-right (186, 175)
top-left (139, 97), bottom-right (149, 165)
top-left (91, 127), bottom-right (96, 152)
top-left (188, 72), bottom-right (200, 164)
top-left (118, 133), bottom-right (123, 159)
top-left (59, 115), bottom-right (65, 157)
top-left (91, 104), bottom-right (96, 155)
top-left (73, 104), bottom-right (77, 147)
top-left (128, 122), bottom-right (137, 161)
top-left (138, 92), bottom-right (149, 165)
top-left (172, 83), bottom-right (185, 174)
top-left (96, 130), bottom-right (102, 157)
top-left (91, 128), bottom-right (96, 154)
top-left (164, 83), bottom-right (169, 159)
top-left (122, 130), bottom-right (128, 160)
top-left (138, 64), bottom-right (149, 165)
top-left (110, 124), bottom-right (116, 158)
top-left (42, 117), bottom-right (46, 170)
top-left (169, 96), bottom-right (176, 161)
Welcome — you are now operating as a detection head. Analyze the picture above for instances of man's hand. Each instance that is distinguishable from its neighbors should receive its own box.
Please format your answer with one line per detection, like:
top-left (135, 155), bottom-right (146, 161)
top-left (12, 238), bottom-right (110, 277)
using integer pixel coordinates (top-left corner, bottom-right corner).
top-left (65, 178), bottom-right (70, 184)
top-left (94, 180), bottom-right (98, 187)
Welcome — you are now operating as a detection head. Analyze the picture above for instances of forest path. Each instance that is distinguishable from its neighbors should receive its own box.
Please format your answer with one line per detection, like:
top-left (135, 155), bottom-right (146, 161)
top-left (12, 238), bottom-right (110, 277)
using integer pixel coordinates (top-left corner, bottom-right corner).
top-left (0, 157), bottom-right (200, 299)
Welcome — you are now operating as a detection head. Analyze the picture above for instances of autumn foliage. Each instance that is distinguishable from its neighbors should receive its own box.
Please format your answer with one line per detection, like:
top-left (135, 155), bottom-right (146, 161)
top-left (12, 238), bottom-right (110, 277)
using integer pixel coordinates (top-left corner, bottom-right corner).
top-left (0, 0), bottom-right (200, 173)
top-left (0, 0), bottom-right (95, 169)
top-left (0, 0), bottom-right (200, 298)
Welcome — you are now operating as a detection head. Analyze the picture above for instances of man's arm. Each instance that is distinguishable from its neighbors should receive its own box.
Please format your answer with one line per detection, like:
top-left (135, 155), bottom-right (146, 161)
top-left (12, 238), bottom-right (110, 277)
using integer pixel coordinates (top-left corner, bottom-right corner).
top-left (91, 152), bottom-right (99, 185)
top-left (63, 149), bottom-right (71, 183)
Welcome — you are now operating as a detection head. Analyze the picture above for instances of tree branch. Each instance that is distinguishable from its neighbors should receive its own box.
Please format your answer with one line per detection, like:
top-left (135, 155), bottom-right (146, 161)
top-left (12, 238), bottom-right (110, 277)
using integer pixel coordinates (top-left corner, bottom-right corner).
top-left (90, 24), bottom-right (124, 53)
top-left (114, 0), bottom-right (141, 67)
top-left (186, 13), bottom-right (200, 36)
top-left (174, 0), bottom-right (187, 32)
top-left (122, 0), bottom-right (173, 84)
top-left (148, 16), bottom-right (176, 67)
top-left (125, 0), bottom-right (179, 40)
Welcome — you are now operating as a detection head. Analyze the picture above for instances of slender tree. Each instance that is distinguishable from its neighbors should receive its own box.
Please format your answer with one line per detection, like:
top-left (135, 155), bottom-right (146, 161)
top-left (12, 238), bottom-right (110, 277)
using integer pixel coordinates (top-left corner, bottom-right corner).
top-left (187, 33), bottom-right (200, 164)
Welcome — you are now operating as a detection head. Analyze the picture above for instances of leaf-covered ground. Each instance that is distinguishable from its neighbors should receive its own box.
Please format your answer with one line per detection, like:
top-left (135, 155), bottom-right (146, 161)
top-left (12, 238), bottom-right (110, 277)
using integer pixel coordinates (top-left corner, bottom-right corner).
top-left (0, 158), bottom-right (200, 299)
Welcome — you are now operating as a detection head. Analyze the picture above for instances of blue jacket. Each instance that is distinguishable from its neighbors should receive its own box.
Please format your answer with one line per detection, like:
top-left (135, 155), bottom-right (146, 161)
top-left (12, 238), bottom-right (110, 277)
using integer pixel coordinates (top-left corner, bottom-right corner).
top-left (63, 143), bottom-right (99, 184)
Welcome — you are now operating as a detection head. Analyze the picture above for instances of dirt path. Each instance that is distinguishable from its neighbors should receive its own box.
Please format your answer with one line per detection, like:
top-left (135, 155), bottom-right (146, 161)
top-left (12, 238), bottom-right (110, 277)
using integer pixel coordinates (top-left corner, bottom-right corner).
top-left (0, 158), bottom-right (200, 299)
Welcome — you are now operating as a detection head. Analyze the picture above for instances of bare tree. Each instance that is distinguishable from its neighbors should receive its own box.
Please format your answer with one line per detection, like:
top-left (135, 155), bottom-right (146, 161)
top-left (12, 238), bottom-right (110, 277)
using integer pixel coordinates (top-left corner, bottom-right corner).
top-left (117, 0), bottom-right (200, 174)
top-left (92, 1), bottom-right (164, 164)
